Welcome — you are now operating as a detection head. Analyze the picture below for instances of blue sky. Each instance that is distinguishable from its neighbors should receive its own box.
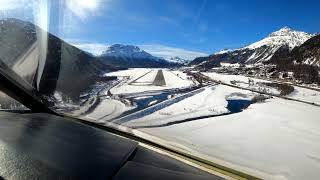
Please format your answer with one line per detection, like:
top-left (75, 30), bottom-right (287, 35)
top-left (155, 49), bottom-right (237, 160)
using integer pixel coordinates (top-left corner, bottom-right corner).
top-left (1, 0), bottom-right (320, 59)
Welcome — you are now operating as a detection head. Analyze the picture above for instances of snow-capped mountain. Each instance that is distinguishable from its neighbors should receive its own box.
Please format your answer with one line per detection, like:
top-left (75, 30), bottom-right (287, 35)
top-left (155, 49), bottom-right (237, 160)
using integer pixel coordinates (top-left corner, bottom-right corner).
top-left (98, 44), bottom-right (177, 68)
top-left (190, 27), bottom-right (314, 68)
top-left (167, 56), bottom-right (189, 64)
top-left (101, 44), bottom-right (161, 61)
top-left (270, 34), bottom-right (320, 67)
top-left (214, 49), bottom-right (233, 55)
top-left (139, 44), bottom-right (207, 64)
top-left (246, 27), bottom-right (312, 50)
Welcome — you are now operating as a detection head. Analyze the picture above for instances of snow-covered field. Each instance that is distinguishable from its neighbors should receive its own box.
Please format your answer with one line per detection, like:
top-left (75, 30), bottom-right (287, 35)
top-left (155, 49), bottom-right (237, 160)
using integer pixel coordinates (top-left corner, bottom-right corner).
top-left (82, 69), bottom-right (196, 121)
top-left (124, 85), bottom-right (256, 128)
top-left (85, 98), bottom-right (134, 121)
top-left (203, 72), bottom-right (320, 105)
top-left (131, 70), bottom-right (156, 84)
top-left (162, 70), bottom-right (195, 88)
top-left (203, 72), bottom-right (266, 85)
top-left (203, 72), bottom-right (280, 94)
top-left (105, 68), bottom-right (195, 94)
top-left (89, 69), bottom-right (320, 179)
top-left (288, 86), bottom-right (320, 105)
top-left (139, 97), bottom-right (320, 180)
top-left (105, 68), bottom-right (152, 79)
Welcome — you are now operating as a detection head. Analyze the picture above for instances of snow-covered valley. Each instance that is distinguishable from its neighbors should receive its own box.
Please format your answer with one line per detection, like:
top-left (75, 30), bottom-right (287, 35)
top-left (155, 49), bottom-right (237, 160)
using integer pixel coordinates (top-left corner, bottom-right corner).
top-left (139, 97), bottom-right (320, 180)
top-left (75, 68), bottom-right (320, 180)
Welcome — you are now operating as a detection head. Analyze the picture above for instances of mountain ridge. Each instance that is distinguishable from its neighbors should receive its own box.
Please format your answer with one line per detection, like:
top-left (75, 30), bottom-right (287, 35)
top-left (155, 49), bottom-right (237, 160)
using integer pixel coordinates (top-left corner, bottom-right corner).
top-left (189, 27), bottom-right (314, 68)
top-left (270, 34), bottom-right (320, 67)
top-left (98, 44), bottom-right (180, 68)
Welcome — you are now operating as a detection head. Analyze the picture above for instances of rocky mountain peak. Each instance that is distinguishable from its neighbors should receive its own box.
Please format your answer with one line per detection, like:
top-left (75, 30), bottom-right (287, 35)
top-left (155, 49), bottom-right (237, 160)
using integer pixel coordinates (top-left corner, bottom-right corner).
top-left (246, 27), bottom-right (313, 50)
top-left (269, 26), bottom-right (293, 36)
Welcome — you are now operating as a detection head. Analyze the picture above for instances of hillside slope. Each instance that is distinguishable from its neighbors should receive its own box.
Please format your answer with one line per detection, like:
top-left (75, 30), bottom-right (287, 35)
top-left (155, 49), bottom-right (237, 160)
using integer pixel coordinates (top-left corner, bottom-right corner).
top-left (0, 18), bottom-right (115, 101)
top-left (189, 27), bottom-right (313, 68)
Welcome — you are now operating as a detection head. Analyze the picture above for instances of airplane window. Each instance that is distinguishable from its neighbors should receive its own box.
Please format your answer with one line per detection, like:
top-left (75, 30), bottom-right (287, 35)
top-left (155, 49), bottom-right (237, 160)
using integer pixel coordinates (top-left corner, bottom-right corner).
top-left (0, 0), bottom-right (320, 179)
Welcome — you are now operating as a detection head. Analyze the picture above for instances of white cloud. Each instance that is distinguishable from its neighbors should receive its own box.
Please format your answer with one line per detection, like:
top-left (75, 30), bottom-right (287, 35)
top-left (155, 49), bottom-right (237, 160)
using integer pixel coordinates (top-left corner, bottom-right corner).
top-left (66, 40), bottom-right (109, 55)
top-left (66, 0), bottom-right (107, 20)
top-left (0, 0), bottom-right (49, 31)
top-left (140, 44), bottom-right (208, 61)
top-left (74, 43), bottom-right (109, 56)
top-left (0, 0), bottom-right (28, 11)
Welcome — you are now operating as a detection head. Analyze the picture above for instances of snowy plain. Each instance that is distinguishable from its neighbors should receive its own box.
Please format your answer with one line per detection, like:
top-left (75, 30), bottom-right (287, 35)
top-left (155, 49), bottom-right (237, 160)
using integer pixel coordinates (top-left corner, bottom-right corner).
top-left (105, 68), bottom-right (195, 94)
top-left (287, 86), bottom-right (320, 105)
top-left (138, 97), bottom-right (320, 180)
top-left (85, 98), bottom-right (134, 121)
top-left (83, 69), bottom-right (196, 121)
top-left (95, 68), bottom-right (320, 179)
top-left (124, 85), bottom-right (255, 128)
top-left (203, 72), bottom-right (320, 105)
